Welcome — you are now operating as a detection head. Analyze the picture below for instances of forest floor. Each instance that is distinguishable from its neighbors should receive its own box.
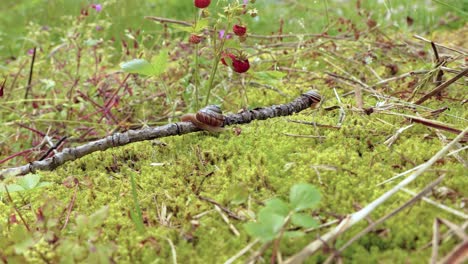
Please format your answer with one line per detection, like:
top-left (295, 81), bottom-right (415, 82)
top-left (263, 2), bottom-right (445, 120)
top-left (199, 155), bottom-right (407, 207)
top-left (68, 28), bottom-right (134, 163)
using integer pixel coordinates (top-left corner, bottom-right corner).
top-left (0, 1), bottom-right (467, 263)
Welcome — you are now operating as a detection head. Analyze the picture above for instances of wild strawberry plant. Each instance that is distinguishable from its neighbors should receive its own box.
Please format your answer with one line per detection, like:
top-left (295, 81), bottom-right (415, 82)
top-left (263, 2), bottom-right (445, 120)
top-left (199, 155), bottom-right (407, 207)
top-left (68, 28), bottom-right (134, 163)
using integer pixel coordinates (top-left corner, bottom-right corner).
top-left (121, 0), bottom-right (257, 108)
top-left (244, 183), bottom-right (321, 244)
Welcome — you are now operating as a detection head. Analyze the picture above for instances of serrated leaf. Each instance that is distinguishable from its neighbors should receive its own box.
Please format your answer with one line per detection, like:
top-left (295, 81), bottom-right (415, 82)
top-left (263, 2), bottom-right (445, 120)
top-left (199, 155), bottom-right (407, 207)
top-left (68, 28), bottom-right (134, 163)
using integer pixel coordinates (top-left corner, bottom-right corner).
top-left (244, 222), bottom-right (272, 241)
top-left (244, 212), bottom-right (285, 243)
top-left (120, 59), bottom-right (156, 76)
top-left (258, 210), bottom-right (285, 234)
top-left (291, 213), bottom-right (319, 228)
top-left (252, 71), bottom-right (287, 80)
top-left (172, 25), bottom-right (195, 33)
top-left (290, 183), bottom-right (321, 212)
top-left (151, 49), bottom-right (168, 76)
top-left (264, 198), bottom-right (290, 217)
top-left (194, 19), bottom-right (209, 32)
top-left (18, 174), bottom-right (40, 190)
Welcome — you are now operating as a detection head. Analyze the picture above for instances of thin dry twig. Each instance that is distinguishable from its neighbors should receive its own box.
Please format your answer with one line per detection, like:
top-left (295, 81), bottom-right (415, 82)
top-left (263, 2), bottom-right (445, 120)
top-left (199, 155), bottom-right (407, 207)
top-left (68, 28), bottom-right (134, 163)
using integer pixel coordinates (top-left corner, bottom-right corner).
top-left (434, 218), bottom-right (468, 264)
top-left (198, 196), bottom-right (244, 221)
top-left (284, 128), bottom-right (467, 264)
top-left (165, 237), bottom-right (178, 264)
top-left (224, 239), bottom-right (260, 264)
top-left (431, 218), bottom-right (440, 264)
top-left (414, 68), bottom-right (468, 105)
top-left (214, 205), bottom-right (240, 237)
top-left (413, 35), bottom-right (468, 55)
top-left (324, 175), bottom-right (445, 264)
top-left (401, 188), bottom-right (468, 220)
top-left (0, 91), bottom-right (320, 179)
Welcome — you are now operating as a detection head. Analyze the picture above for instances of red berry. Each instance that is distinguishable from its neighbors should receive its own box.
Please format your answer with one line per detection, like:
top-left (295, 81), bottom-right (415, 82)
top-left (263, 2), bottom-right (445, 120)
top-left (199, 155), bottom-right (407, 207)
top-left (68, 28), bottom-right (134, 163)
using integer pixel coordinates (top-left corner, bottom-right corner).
top-left (232, 58), bottom-right (250, 73)
top-left (233, 24), bottom-right (247, 36)
top-left (189, 34), bottom-right (203, 44)
top-left (221, 53), bottom-right (236, 66)
top-left (221, 53), bottom-right (250, 73)
top-left (194, 0), bottom-right (211, 8)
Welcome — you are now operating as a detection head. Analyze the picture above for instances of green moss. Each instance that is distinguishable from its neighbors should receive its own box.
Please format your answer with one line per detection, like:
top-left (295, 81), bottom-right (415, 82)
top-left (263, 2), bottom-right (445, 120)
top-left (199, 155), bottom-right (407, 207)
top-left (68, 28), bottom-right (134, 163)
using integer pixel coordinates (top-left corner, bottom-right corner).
top-left (2, 102), bottom-right (466, 262)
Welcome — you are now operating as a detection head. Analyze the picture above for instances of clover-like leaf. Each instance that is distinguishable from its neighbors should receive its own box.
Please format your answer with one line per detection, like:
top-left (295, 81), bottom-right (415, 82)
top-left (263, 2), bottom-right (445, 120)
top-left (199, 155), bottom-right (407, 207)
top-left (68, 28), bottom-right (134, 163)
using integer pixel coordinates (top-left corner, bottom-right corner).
top-left (291, 213), bottom-right (319, 229)
top-left (264, 198), bottom-right (290, 217)
top-left (244, 210), bottom-right (285, 243)
top-left (289, 183), bottom-right (321, 212)
top-left (17, 174), bottom-right (41, 190)
top-left (0, 183), bottom-right (25, 193)
top-left (120, 59), bottom-right (156, 76)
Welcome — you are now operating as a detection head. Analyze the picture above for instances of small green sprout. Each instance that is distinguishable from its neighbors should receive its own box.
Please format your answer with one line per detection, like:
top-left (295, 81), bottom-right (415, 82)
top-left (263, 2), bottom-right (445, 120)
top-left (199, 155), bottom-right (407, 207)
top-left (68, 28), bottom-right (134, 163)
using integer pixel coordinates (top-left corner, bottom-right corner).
top-left (244, 183), bottom-right (321, 243)
top-left (0, 173), bottom-right (52, 196)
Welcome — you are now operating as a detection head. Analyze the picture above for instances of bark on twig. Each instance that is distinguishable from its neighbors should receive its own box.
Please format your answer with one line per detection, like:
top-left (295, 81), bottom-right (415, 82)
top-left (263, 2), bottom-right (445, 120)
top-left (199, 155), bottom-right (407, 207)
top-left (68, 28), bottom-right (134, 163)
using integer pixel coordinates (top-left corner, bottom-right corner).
top-left (0, 91), bottom-right (320, 179)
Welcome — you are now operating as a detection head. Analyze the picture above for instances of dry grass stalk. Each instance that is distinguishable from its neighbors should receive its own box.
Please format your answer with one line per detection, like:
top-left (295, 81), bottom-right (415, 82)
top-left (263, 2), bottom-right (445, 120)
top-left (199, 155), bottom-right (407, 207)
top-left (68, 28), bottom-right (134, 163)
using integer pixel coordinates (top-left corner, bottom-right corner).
top-left (284, 128), bottom-right (467, 264)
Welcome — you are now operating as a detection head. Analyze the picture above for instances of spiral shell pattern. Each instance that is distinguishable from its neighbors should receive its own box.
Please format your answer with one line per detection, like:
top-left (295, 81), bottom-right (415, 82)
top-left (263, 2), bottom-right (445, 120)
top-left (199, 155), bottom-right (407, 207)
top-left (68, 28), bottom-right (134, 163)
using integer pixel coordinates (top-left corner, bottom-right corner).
top-left (195, 105), bottom-right (225, 127)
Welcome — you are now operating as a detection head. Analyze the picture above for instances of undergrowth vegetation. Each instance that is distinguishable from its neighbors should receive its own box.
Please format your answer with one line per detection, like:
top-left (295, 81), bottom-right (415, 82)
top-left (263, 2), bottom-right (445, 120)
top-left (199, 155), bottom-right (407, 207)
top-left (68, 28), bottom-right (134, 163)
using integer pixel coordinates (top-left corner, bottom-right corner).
top-left (0, 0), bottom-right (467, 263)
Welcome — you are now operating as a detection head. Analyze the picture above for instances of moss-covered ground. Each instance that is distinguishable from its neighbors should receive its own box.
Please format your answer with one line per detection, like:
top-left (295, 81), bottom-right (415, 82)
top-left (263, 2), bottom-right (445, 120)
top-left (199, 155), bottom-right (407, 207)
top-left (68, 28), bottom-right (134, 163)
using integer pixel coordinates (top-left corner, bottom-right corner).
top-left (0, 0), bottom-right (467, 263)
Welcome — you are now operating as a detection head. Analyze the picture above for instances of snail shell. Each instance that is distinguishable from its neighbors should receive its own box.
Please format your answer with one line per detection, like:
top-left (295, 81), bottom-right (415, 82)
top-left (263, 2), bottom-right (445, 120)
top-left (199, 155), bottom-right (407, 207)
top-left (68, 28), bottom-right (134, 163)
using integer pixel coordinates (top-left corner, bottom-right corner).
top-left (302, 90), bottom-right (322, 107)
top-left (302, 90), bottom-right (322, 103)
top-left (181, 105), bottom-right (225, 132)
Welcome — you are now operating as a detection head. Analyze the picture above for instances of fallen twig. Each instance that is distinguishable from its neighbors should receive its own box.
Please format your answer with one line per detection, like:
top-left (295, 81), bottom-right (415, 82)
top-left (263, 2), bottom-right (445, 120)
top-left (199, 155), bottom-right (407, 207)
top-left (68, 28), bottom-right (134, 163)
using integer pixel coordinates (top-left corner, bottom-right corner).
top-left (414, 68), bottom-right (468, 105)
top-left (0, 91), bottom-right (320, 179)
top-left (284, 128), bottom-right (467, 264)
top-left (324, 174), bottom-right (445, 264)
top-left (401, 188), bottom-right (468, 220)
top-left (413, 35), bottom-right (467, 55)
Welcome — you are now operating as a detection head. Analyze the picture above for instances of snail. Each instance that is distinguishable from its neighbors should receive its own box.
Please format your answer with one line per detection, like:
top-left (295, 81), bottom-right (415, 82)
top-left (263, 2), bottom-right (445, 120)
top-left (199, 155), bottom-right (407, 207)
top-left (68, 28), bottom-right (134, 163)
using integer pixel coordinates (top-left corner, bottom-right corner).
top-left (181, 105), bottom-right (225, 133)
top-left (302, 90), bottom-right (322, 107)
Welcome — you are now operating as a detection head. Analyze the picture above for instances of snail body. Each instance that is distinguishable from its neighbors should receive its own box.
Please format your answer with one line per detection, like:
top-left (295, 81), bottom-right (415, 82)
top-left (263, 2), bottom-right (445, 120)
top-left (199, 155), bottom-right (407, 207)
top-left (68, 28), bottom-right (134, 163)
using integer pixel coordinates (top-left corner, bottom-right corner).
top-left (181, 105), bottom-right (225, 133)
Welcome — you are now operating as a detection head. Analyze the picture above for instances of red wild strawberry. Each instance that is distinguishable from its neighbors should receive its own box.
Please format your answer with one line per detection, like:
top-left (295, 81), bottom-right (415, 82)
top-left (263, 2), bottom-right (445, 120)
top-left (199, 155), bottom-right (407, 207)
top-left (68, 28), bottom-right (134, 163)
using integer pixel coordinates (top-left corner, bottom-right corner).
top-left (233, 24), bottom-right (247, 37)
top-left (194, 0), bottom-right (211, 8)
top-left (221, 52), bottom-right (250, 73)
top-left (221, 53), bottom-right (236, 66)
top-left (189, 34), bottom-right (203, 44)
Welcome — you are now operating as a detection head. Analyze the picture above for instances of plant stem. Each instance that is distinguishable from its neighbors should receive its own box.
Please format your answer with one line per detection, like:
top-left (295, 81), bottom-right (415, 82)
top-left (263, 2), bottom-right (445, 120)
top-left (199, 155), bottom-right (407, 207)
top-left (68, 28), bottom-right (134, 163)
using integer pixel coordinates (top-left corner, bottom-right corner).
top-left (193, 10), bottom-right (200, 109)
top-left (194, 44), bottom-right (200, 109)
top-left (204, 20), bottom-right (232, 106)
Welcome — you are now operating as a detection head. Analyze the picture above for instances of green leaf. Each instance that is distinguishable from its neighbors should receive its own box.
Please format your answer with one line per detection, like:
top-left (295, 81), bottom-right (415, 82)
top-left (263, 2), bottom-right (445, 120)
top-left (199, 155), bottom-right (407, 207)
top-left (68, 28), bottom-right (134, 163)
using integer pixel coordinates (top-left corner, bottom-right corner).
top-left (0, 184), bottom-right (25, 193)
top-left (172, 24), bottom-right (194, 33)
top-left (244, 217), bottom-right (283, 243)
top-left (291, 213), bottom-right (319, 229)
top-left (194, 19), bottom-right (209, 32)
top-left (89, 206), bottom-right (109, 228)
top-left (264, 198), bottom-right (290, 217)
top-left (120, 59), bottom-right (156, 76)
top-left (245, 209), bottom-right (286, 242)
top-left (17, 174), bottom-right (41, 190)
top-left (258, 209), bottom-right (285, 235)
top-left (289, 183), bottom-right (321, 212)
top-left (283, 230), bottom-right (306, 239)
top-left (252, 71), bottom-right (287, 80)
top-left (151, 49), bottom-right (168, 76)
top-left (227, 185), bottom-right (249, 205)
top-left (37, 181), bottom-right (52, 188)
